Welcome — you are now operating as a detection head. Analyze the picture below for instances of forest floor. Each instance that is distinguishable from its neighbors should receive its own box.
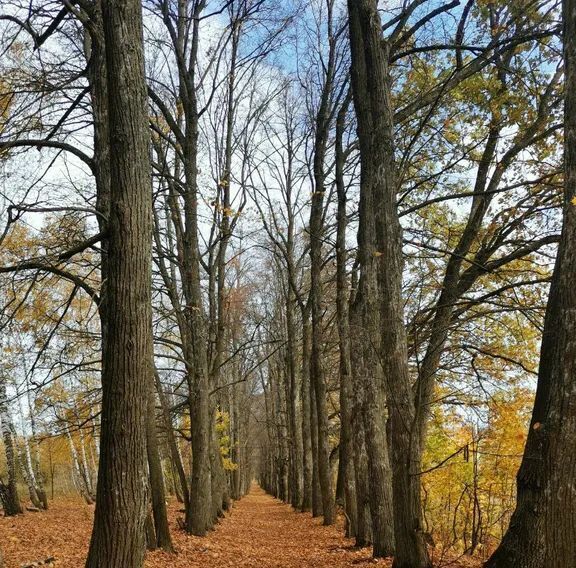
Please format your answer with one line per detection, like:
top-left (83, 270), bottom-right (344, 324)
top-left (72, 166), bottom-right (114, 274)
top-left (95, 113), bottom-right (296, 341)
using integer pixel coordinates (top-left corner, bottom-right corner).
top-left (0, 485), bottom-right (482, 567)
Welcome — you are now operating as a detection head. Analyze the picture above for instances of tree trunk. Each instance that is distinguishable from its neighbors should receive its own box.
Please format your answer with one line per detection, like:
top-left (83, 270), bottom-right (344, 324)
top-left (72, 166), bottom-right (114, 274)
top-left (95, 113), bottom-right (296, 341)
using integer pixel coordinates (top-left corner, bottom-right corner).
top-left (67, 428), bottom-right (94, 504)
top-left (185, 370), bottom-right (212, 535)
top-left (179, 4), bottom-right (214, 535)
top-left (334, 91), bottom-right (357, 538)
top-left (155, 371), bottom-right (190, 512)
top-left (20, 375), bottom-right (48, 510)
top-left (209, 407), bottom-right (227, 518)
top-left (85, 0), bottom-right (153, 564)
top-left (18, 445), bottom-right (43, 510)
top-left (0, 377), bottom-right (22, 516)
top-left (309, 369), bottom-right (323, 518)
top-left (146, 375), bottom-right (173, 552)
top-left (145, 512), bottom-right (156, 551)
top-left (83, 0), bottom-right (110, 513)
top-left (347, 1), bottom-right (430, 565)
top-left (274, 361), bottom-right (289, 502)
top-left (484, 1), bottom-right (576, 565)
top-left (349, 289), bottom-right (394, 554)
top-left (308, 8), bottom-right (337, 524)
top-left (349, 298), bottom-right (372, 548)
top-left (351, 418), bottom-right (372, 547)
top-left (300, 312), bottom-right (313, 512)
top-left (309, 175), bottom-right (333, 523)
top-left (286, 289), bottom-right (302, 509)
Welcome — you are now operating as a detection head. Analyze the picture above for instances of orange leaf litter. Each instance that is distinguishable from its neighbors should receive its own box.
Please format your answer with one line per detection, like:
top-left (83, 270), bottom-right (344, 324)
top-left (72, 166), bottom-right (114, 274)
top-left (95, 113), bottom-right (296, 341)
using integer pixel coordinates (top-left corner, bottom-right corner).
top-left (0, 485), bottom-right (481, 567)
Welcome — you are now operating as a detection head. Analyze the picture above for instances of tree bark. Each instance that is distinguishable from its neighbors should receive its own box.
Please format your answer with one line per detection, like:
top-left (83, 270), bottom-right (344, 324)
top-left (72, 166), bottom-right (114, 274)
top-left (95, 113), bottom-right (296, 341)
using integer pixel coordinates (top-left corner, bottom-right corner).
top-left (484, 1), bottom-right (576, 566)
top-left (347, 1), bottom-right (430, 565)
top-left (307, 7), bottom-right (339, 523)
top-left (85, 0), bottom-right (153, 564)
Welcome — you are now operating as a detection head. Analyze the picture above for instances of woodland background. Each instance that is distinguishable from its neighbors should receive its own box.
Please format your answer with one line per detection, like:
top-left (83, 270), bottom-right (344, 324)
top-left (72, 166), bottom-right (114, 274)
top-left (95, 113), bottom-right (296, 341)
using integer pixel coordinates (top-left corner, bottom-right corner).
top-left (0, 0), bottom-right (569, 567)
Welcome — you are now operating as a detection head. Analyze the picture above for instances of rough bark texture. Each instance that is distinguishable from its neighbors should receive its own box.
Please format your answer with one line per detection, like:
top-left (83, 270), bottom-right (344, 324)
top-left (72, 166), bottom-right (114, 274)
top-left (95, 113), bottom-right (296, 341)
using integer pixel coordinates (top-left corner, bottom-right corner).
top-left (347, 1), bottom-right (430, 565)
top-left (349, 358), bottom-right (372, 548)
top-left (347, 0), bottom-right (394, 560)
top-left (484, 1), bottom-right (576, 566)
top-left (85, 0), bottom-right (153, 565)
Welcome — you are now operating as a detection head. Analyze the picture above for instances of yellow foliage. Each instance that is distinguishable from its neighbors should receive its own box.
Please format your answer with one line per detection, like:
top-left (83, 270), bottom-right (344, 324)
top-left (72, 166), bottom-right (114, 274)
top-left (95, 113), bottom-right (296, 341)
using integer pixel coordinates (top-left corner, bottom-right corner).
top-left (216, 410), bottom-right (238, 471)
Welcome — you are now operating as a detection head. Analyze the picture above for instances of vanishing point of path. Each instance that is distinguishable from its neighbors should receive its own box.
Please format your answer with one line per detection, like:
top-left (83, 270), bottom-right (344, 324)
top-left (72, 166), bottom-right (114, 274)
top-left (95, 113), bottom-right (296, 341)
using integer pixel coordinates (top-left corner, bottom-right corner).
top-left (0, 484), bottom-right (387, 567)
top-left (160, 484), bottom-right (386, 567)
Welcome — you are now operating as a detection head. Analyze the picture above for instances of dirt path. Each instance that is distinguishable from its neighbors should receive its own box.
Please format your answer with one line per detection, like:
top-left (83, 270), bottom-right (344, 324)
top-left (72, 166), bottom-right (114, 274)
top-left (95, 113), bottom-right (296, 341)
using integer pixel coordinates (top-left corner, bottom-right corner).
top-left (0, 485), bottom-right (385, 567)
top-left (153, 484), bottom-right (385, 568)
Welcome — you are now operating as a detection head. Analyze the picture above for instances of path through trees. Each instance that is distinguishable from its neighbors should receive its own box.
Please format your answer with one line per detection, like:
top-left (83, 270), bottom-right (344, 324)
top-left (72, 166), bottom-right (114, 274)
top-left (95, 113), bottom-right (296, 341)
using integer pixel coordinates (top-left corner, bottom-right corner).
top-left (0, 484), bottom-right (421, 568)
top-left (0, 1), bottom-right (574, 566)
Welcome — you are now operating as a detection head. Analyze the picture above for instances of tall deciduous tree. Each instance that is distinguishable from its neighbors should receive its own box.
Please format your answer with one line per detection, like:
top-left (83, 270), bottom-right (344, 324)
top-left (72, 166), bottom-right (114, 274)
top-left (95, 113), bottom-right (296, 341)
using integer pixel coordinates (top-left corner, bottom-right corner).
top-left (347, 0), bottom-right (429, 565)
top-left (485, 0), bottom-right (576, 565)
top-left (85, 0), bottom-right (153, 565)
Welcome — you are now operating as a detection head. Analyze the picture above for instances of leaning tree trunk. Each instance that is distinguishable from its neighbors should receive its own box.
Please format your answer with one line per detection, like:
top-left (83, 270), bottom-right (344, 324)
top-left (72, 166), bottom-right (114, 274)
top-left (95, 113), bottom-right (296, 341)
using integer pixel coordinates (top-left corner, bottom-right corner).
top-left (66, 427), bottom-right (94, 504)
top-left (154, 371), bottom-right (190, 512)
top-left (484, 1), bottom-right (576, 566)
top-left (347, 1), bottom-right (430, 566)
top-left (20, 373), bottom-right (48, 510)
top-left (85, 0), bottom-right (153, 564)
top-left (17, 441), bottom-right (43, 510)
top-left (146, 374), bottom-right (173, 552)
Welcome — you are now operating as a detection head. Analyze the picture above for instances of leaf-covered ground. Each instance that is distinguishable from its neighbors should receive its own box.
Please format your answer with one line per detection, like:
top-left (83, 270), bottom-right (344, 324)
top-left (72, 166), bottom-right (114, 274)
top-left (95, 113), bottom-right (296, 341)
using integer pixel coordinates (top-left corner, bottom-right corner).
top-left (0, 486), bottom-right (481, 567)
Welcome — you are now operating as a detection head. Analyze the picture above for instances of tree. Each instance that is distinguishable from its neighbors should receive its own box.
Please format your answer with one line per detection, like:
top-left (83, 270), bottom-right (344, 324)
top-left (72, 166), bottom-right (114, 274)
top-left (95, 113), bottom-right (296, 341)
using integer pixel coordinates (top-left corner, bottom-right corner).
top-left (484, 0), bottom-right (576, 565)
top-left (0, 349), bottom-right (23, 516)
top-left (307, 0), bottom-right (344, 527)
top-left (334, 90), bottom-right (357, 538)
top-left (85, 0), bottom-right (154, 565)
top-left (0, 1), bottom-right (569, 565)
top-left (347, 0), bottom-right (425, 563)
